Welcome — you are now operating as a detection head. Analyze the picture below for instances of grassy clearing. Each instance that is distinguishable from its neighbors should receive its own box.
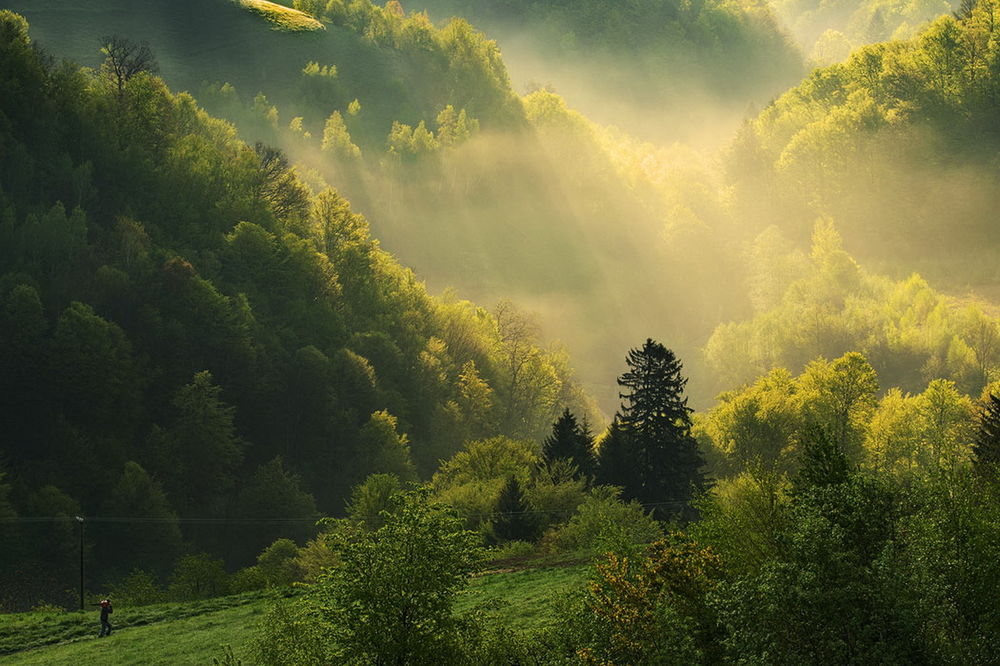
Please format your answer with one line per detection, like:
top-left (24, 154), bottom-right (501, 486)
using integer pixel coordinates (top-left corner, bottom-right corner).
top-left (0, 589), bottom-right (288, 657)
top-left (1, 561), bottom-right (588, 663)
top-left (233, 0), bottom-right (325, 31)
top-left (459, 562), bottom-right (588, 632)
top-left (4, 600), bottom-right (264, 665)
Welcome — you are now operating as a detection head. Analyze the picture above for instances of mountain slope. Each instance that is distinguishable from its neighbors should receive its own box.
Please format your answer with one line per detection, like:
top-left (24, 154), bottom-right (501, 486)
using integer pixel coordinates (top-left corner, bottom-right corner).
top-left (0, 10), bottom-right (596, 608)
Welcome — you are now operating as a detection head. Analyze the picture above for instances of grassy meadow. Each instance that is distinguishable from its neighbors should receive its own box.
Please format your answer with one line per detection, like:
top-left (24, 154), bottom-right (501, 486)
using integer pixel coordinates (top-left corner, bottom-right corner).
top-left (234, 0), bottom-right (325, 31)
top-left (1, 563), bottom-right (588, 664)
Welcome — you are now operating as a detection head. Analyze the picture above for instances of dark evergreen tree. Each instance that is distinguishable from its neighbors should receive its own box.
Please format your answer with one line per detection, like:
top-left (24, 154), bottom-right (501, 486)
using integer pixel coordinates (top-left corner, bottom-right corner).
top-left (542, 408), bottom-right (595, 479)
top-left (492, 476), bottom-right (535, 542)
top-left (974, 393), bottom-right (1000, 478)
top-left (595, 418), bottom-right (638, 491)
top-left (100, 461), bottom-right (183, 578)
top-left (151, 371), bottom-right (244, 515)
top-left (232, 457), bottom-right (319, 562)
top-left (616, 339), bottom-right (706, 518)
top-left (794, 425), bottom-right (851, 491)
top-left (954, 0), bottom-right (978, 20)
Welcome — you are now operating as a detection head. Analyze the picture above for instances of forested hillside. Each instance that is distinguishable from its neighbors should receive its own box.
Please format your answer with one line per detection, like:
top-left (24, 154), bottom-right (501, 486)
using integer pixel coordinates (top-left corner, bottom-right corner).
top-left (409, 0), bottom-right (805, 140)
top-left (726, 3), bottom-right (1000, 283)
top-left (8, 0), bottom-right (740, 409)
top-left (773, 0), bottom-right (958, 63)
top-left (5, 1), bottom-right (1000, 659)
top-left (0, 11), bottom-right (598, 606)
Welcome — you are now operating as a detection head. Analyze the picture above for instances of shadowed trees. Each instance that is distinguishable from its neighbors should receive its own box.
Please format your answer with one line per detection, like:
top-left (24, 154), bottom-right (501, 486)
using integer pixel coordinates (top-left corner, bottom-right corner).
top-left (100, 35), bottom-right (158, 97)
top-left (598, 339), bottom-right (706, 519)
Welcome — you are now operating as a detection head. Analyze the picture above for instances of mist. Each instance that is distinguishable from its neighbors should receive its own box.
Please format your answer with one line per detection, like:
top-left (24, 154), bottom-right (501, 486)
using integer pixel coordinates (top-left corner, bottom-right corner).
top-left (10, 0), bottom-right (1000, 418)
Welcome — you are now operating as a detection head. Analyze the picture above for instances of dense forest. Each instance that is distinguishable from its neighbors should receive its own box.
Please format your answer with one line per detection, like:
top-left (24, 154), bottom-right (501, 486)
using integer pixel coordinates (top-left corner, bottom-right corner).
top-left (410, 0), bottom-right (805, 140)
top-left (3, 0), bottom-right (1000, 663)
top-left (0, 10), bottom-right (597, 604)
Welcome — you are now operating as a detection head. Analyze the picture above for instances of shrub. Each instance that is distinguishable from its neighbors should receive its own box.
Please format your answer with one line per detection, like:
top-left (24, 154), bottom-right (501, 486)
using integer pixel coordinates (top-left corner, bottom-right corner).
top-left (543, 486), bottom-right (663, 553)
top-left (167, 553), bottom-right (230, 601)
top-left (106, 569), bottom-right (165, 607)
top-left (257, 538), bottom-right (304, 587)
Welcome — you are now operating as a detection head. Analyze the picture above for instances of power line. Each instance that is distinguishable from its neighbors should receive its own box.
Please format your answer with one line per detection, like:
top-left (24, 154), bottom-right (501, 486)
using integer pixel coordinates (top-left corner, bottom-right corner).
top-left (0, 498), bottom-right (695, 525)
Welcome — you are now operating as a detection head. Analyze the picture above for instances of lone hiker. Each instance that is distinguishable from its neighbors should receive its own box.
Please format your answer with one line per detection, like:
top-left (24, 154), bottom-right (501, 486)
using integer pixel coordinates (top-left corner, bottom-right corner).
top-left (99, 598), bottom-right (113, 637)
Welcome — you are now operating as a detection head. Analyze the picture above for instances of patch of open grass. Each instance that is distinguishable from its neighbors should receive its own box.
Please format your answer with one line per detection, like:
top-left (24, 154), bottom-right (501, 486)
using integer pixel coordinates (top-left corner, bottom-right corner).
top-left (233, 0), bottom-right (325, 31)
top-left (3, 599), bottom-right (266, 665)
top-left (459, 562), bottom-right (588, 632)
top-left (1, 560), bottom-right (587, 663)
top-left (0, 589), bottom-right (291, 657)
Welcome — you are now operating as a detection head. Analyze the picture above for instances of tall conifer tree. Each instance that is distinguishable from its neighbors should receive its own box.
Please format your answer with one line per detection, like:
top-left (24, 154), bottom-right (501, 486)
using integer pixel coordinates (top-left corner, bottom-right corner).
top-left (974, 393), bottom-right (1000, 477)
top-left (542, 408), bottom-right (595, 478)
top-left (493, 476), bottom-right (535, 542)
top-left (616, 339), bottom-right (706, 517)
top-left (595, 417), bottom-right (638, 490)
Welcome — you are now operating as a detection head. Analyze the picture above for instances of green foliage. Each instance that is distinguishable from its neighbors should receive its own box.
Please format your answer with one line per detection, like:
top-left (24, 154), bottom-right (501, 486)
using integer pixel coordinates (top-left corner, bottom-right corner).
top-left (554, 535), bottom-right (722, 665)
top-left (255, 539), bottom-right (305, 588)
top-left (974, 391), bottom-right (1000, 476)
top-left (320, 110), bottom-right (360, 160)
top-left (694, 368), bottom-right (802, 474)
top-left (101, 462), bottom-right (183, 577)
top-left (611, 339), bottom-right (706, 516)
top-left (726, 10), bottom-right (1000, 285)
top-left (692, 469), bottom-right (792, 576)
top-left (0, 15), bottom-right (601, 604)
top-left (795, 426), bottom-right (852, 489)
top-left (435, 104), bottom-right (479, 147)
top-left (167, 554), bottom-right (230, 602)
top-left (492, 476), bottom-right (535, 543)
top-left (542, 408), bottom-right (595, 478)
top-left (312, 488), bottom-right (483, 664)
top-left (234, 457), bottom-right (318, 556)
top-left (524, 459), bottom-right (588, 534)
top-left (346, 472), bottom-right (402, 529)
top-left (417, 0), bottom-right (802, 135)
top-left (152, 371), bottom-right (244, 514)
top-left (356, 409), bottom-right (417, 481)
top-left (700, 349), bottom-right (979, 480)
top-left (247, 599), bottom-right (335, 665)
top-left (545, 487), bottom-right (663, 554)
top-left (106, 569), bottom-right (165, 608)
top-left (707, 222), bottom-right (918, 390)
top-left (433, 437), bottom-right (540, 531)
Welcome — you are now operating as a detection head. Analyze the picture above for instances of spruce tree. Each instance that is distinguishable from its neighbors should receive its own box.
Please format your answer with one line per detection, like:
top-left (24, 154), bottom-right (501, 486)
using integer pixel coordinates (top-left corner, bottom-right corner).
top-left (616, 339), bottom-right (706, 517)
top-left (794, 426), bottom-right (851, 492)
top-left (542, 408), bottom-right (595, 478)
top-left (974, 393), bottom-right (1000, 478)
top-left (493, 476), bottom-right (535, 542)
top-left (595, 418), bottom-right (639, 491)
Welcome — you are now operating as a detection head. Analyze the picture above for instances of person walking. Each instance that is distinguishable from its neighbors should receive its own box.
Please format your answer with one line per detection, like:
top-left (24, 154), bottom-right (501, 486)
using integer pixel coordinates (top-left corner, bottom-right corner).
top-left (98, 599), bottom-right (113, 637)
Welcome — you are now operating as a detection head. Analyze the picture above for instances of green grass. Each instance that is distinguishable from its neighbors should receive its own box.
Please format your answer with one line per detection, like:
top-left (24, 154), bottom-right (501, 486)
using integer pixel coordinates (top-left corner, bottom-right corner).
top-left (0, 590), bottom-right (289, 660)
top-left (234, 0), bottom-right (325, 31)
top-left (459, 563), bottom-right (588, 632)
top-left (1, 562), bottom-right (588, 663)
top-left (4, 602), bottom-right (264, 665)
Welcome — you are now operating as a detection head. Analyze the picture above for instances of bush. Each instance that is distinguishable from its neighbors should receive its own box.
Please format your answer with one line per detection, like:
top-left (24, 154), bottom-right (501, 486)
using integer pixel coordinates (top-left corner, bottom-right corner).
top-left (106, 569), bottom-right (165, 607)
top-left (246, 600), bottom-right (335, 665)
top-left (316, 488), bottom-right (483, 663)
top-left (257, 538), bottom-right (304, 587)
top-left (294, 534), bottom-right (339, 582)
top-left (488, 540), bottom-right (536, 561)
top-left (167, 553), bottom-right (230, 601)
top-left (543, 486), bottom-right (663, 553)
top-left (229, 566), bottom-right (266, 593)
top-left (252, 488), bottom-right (485, 664)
